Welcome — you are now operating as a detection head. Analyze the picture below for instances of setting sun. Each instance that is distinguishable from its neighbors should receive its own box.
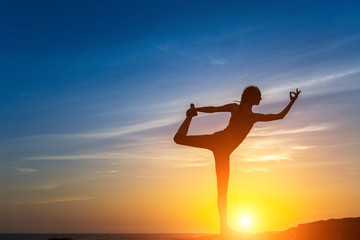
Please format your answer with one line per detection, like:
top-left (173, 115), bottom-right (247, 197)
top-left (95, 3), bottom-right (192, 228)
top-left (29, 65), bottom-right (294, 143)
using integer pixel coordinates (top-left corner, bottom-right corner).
top-left (234, 214), bottom-right (254, 233)
top-left (241, 216), bottom-right (250, 226)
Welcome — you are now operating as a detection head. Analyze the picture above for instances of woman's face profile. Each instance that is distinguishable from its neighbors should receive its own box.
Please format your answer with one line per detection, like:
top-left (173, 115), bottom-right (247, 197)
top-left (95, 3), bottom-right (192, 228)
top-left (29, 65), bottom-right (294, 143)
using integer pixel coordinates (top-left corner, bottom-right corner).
top-left (251, 91), bottom-right (262, 105)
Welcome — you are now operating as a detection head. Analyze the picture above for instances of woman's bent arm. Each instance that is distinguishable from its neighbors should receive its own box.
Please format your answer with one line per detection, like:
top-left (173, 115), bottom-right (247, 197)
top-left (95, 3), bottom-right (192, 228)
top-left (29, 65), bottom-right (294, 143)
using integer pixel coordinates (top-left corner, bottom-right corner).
top-left (254, 89), bottom-right (301, 122)
top-left (254, 100), bottom-right (295, 121)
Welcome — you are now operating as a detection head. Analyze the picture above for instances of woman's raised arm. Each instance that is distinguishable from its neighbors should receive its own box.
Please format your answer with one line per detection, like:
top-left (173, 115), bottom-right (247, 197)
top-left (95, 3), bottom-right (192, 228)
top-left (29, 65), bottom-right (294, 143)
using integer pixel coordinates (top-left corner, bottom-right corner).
top-left (254, 88), bottom-right (301, 122)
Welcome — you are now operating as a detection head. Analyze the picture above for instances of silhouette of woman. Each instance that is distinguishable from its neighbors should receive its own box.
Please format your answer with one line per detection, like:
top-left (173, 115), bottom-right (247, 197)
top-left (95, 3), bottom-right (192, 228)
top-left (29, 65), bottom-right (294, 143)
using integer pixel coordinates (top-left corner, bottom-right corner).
top-left (174, 86), bottom-right (300, 236)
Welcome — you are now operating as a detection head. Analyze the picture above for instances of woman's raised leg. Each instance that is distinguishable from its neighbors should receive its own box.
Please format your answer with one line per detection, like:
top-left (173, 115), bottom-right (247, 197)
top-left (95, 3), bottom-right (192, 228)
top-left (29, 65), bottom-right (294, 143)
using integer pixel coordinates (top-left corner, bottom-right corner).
top-left (174, 106), bottom-right (213, 150)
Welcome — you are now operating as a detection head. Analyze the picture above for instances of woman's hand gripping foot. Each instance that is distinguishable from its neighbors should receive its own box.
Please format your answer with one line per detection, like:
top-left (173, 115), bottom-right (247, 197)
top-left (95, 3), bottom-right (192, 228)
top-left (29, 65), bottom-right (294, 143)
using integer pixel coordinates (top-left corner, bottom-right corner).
top-left (186, 103), bottom-right (198, 117)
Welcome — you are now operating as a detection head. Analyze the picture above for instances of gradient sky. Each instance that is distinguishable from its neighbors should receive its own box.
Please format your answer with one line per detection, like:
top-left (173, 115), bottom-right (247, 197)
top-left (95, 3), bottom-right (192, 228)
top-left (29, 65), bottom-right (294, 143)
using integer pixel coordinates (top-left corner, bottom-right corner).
top-left (1, 0), bottom-right (360, 234)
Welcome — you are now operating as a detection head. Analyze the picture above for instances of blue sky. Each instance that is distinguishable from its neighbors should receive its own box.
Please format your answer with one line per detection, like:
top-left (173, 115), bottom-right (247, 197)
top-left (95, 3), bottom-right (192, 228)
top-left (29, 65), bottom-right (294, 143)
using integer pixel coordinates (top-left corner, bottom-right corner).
top-left (1, 0), bottom-right (360, 233)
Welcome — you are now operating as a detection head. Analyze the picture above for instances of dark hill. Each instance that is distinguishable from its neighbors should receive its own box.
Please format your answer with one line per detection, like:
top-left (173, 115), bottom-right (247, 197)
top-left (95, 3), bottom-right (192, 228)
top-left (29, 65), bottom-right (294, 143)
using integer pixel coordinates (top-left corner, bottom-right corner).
top-left (186, 217), bottom-right (360, 240)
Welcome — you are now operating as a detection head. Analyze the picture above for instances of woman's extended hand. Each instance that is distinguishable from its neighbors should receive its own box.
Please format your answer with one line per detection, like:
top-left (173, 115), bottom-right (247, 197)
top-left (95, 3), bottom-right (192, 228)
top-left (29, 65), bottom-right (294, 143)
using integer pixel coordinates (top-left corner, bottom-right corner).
top-left (290, 88), bottom-right (301, 102)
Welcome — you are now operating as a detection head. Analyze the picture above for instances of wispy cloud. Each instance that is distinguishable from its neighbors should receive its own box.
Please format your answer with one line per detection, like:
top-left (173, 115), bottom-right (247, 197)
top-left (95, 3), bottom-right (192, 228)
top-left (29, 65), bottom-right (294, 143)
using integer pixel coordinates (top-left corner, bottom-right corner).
top-left (27, 184), bottom-right (58, 190)
top-left (346, 168), bottom-right (360, 176)
top-left (11, 195), bottom-right (93, 205)
top-left (15, 184), bottom-right (58, 190)
top-left (24, 116), bottom-right (179, 141)
top-left (85, 170), bottom-right (120, 174)
top-left (209, 56), bottom-right (226, 65)
top-left (241, 167), bottom-right (270, 173)
top-left (243, 155), bottom-right (291, 162)
top-left (22, 151), bottom-right (133, 161)
top-left (250, 123), bottom-right (332, 137)
top-left (265, 67), bottom-right (360, 97)
top-left (177, 162), bottom-right (211, 167)
top-left (14, 167), bottom-right (38, 174)
top-left (292, 145), bottom-right (313, 150)
top-left (283, 35), bottom-right (360, 60)
top-left (154, 43), bottom-right (174, 53)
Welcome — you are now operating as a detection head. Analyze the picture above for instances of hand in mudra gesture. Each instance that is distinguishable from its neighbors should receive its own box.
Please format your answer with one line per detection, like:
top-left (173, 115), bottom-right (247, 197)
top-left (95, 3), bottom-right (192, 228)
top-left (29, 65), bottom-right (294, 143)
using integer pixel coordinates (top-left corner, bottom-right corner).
top-left (290, 88), bottom-right (301, 102)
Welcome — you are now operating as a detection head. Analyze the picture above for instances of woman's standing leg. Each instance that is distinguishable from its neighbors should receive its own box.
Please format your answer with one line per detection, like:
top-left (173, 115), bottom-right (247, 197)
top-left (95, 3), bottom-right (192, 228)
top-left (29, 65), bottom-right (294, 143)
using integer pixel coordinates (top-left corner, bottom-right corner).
top-left (213, 151), bottom-right (230, 236)
top-left (174, 106), bottom-right (230, 234)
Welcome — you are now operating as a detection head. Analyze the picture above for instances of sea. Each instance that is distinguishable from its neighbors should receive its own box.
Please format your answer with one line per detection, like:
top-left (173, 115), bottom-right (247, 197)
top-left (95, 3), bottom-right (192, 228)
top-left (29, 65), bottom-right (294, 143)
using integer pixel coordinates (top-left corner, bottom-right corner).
top-left (0, 234), bottom-right (210, 240)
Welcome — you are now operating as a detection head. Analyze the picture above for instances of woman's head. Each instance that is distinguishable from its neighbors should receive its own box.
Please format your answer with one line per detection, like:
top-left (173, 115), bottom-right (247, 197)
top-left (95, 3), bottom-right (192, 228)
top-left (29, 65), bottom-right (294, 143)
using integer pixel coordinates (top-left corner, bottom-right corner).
top-left (241, 86), bottom-right (262, 105)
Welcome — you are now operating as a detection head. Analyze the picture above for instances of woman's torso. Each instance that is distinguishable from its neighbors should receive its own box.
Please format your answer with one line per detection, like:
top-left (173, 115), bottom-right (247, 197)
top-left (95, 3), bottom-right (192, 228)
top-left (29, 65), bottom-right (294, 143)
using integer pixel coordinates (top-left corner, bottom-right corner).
top-left (223, 105), bottom-right (256, 146)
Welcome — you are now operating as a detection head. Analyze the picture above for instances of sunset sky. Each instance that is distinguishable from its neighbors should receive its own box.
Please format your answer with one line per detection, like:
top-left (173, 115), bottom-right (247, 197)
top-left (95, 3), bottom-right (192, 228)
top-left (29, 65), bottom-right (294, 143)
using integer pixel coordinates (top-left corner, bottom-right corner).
top-left (1, 0), bottom-right (360, 234)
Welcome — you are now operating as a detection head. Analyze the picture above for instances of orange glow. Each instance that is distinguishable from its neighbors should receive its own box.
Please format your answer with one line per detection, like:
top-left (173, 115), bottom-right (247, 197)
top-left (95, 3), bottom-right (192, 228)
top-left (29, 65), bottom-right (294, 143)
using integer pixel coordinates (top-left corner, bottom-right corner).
top-left (236, 214), bottom-right (253, 232)
top-left (4, 112), bottom-right (360, 233)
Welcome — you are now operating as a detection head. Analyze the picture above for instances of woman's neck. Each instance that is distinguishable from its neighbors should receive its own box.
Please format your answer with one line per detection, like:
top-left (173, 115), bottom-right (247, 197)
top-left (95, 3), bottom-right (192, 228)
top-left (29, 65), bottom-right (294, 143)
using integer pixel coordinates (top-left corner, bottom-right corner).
top-left (239, 102), bottom-right (253, 113)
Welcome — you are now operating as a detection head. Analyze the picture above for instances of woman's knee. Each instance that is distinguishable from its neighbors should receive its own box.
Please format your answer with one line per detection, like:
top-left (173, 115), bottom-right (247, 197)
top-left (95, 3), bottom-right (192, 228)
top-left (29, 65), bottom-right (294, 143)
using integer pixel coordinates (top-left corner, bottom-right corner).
top-left (174, 134), bottom-right (185, 144)
top-left (174, 134), bottom-right (212, 149)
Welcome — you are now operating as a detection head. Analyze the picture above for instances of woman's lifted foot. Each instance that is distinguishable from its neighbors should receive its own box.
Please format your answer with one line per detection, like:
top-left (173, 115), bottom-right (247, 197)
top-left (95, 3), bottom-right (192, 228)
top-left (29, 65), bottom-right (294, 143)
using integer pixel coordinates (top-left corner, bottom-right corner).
top-left (186, 103), bottom-right (198, 117)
